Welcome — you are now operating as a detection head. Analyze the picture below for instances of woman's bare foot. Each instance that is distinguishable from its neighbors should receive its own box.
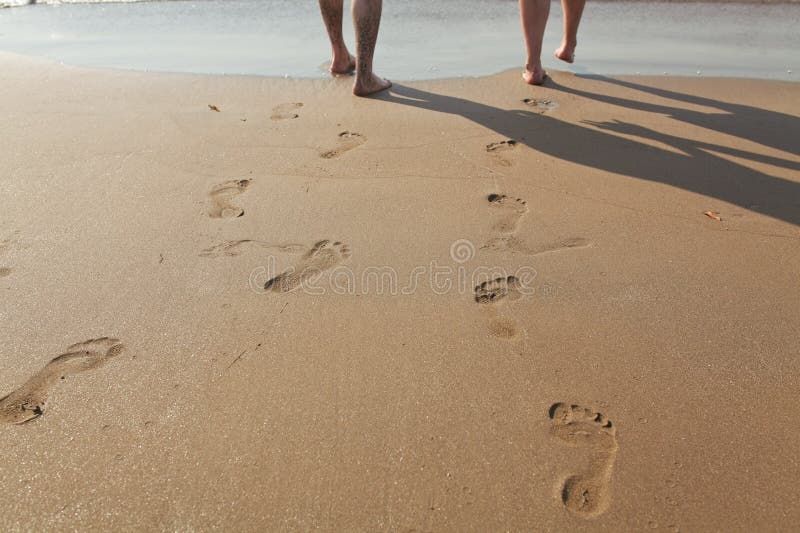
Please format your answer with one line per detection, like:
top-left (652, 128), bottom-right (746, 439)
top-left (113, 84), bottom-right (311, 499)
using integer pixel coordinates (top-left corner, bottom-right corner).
top-left (330, 53), bottom-right (356, 75)
top-left (522, 64), bottom-right (548, 85)
top-left (555, 40), bottom-right (577, 63)
top-left (353, 73), bottom-right (392, 96)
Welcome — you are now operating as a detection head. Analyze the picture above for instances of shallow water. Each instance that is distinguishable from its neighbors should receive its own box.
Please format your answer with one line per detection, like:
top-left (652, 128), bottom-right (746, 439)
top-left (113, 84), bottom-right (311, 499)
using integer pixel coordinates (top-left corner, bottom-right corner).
top-left (0, 0), bottom-right (796, 80)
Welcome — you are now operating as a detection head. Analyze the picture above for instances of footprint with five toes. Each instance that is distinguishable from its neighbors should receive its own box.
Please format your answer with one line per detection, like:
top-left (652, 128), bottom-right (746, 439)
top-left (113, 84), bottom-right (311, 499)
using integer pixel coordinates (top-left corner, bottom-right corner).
top-left (548, 402), bottom-right (619, 518)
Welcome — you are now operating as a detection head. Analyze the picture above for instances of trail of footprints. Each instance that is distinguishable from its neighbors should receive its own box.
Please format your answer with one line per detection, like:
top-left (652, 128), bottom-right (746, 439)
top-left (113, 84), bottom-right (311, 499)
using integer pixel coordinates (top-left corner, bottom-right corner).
top-left (0, 338), bottom-right (124, 424)
top-left (474, 192), bottom-right (591, 340)
top-left (3, 97), bottom-right (618, 520)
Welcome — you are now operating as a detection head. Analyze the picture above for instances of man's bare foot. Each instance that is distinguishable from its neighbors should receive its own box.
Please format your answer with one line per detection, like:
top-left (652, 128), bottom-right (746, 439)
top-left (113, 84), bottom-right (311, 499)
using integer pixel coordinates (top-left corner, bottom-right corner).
top-left (555, 40), bottom-right (577, 63)
top-left (330, 53), bottom-right (356, 75)
top-left (353, 73), bottom-right (392, 96)
top-left (522, 64), bottom-right (548, 85)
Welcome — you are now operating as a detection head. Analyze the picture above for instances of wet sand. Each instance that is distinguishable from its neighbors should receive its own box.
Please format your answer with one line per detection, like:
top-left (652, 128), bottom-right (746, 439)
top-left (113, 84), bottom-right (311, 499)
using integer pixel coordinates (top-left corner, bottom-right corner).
top-left (0, 52), bottom-right (799, 530)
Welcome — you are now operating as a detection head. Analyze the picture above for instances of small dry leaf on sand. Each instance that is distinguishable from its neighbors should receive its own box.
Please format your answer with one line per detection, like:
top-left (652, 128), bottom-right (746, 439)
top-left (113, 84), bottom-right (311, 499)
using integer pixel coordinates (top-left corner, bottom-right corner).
top-left (704, 210), bottom-right (722, 221)
top-left (208, 104), bottom-right (221, 112)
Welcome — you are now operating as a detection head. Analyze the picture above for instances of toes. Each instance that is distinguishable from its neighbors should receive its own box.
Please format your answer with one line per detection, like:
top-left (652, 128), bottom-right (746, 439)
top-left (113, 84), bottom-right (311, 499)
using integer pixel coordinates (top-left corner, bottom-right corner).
top-left (264, 274), bottom-right (285, 291)
top-left (221, 207), bottom-right (244, 218)
top-left (2, 396), bottom-right (45, 425)
top-left (549, 402), bottom-right (614, 430)
top-left (549, 402), bottom-right (573, 422)
top-left (337, 244), bottom-right (352, 259)
top-left (310, 240), bottom-right (331, 254)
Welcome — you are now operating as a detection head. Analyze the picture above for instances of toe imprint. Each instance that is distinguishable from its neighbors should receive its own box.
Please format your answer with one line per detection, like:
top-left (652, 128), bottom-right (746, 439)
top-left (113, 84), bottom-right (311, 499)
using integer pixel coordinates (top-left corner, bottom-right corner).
top-left (487, 194), bottom-right (528, 233)
top-left (474, 276), bottom-right (521, 305)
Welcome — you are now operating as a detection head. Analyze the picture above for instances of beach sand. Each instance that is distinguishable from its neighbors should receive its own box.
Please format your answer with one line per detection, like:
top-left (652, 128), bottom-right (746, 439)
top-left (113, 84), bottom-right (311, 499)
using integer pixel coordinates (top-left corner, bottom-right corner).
top-left (0, 52), bottom-right (799, 530)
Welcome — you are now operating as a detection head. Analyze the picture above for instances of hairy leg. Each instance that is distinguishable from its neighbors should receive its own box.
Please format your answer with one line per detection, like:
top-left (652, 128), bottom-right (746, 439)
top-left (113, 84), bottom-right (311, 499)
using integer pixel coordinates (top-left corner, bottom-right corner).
top-left (519, 0), bottom-right (551, 85)
top-left (319, 0), bottom-right (355, 73)
top-left (351, 0), bottom-right (391, 96)
top-left (555, 0), bottom-right (586, 63)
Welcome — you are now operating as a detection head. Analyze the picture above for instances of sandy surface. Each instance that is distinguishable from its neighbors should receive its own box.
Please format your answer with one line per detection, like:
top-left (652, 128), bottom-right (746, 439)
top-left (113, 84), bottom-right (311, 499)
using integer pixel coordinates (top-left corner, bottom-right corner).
top-left (0, 52), bottom-right (799, 531)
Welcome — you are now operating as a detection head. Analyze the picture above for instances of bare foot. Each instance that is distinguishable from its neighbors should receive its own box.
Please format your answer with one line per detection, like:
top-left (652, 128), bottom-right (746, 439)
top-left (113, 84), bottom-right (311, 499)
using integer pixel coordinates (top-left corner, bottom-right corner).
top-left (522, 64), bottom-right (548, 86)
top-left (555, 40), bottom-right (577, 63)
top-left (330, 53), bottom-right (356, 75)
top-left (353, 73), bottom-right (392, 97)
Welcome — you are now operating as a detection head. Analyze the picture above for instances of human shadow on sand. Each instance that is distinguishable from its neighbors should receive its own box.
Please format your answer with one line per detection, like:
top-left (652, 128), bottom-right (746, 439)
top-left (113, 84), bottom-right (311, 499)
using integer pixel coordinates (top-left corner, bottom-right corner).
top-left (552, 75), bottom-right (800, 159)
top-left (378, 81), bottom-right (800, 227)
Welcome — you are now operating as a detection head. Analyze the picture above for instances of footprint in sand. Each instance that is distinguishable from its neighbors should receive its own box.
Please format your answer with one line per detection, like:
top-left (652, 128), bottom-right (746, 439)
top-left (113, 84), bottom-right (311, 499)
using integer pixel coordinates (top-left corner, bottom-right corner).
top-left (200, 240), bottom-right (307, 258)
top-left (475, 275), bottom-right (522, 305)
top-left (207, 179), bottom-right (252, 219)
top-left (0, 232), bottom-right (20, 279)
top-left (486, 140), bottom-right (518, 167)
top-left (0, 338), bottom-right (124, 425)
top-left (486, 139), bottom-right (518, 152)
top-left (482, 236), bottom-right (592, 256)
top-left (474, 276), bottom-right (523, 339)
top-left (483, 195), bottom-right (592, 255)
top-left (271, 102), bottom-right (303, 121)
top-left (0, 235), bottom-right (14, 254)
top-left (264, 240), bottom-right (351, 293)
top-left (320, 131), bottom-right (366, 159)
top-left (523, 98), bottom-right (559, 113)
top-left (487, 194), bottom-right (529, 234)
top-left (549, 402), bottom-right (619, 518)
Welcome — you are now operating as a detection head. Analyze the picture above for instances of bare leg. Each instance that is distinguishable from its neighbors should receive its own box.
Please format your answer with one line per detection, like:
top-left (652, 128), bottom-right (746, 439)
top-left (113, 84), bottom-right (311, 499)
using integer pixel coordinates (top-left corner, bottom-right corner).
top-left (519, 0), bottom-right (551, 85)
top-left (319, 0), bottom-right (356, 74)
top-left (351, 0), bottom-right (391, 96)
top-left (555, 0), bottom-right (586, 63)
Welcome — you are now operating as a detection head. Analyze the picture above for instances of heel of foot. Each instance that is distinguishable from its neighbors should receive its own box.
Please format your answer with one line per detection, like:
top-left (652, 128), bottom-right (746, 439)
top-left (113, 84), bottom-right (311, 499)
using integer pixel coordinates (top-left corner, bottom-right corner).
top-left (561, 475), bottom-right (610, 517)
